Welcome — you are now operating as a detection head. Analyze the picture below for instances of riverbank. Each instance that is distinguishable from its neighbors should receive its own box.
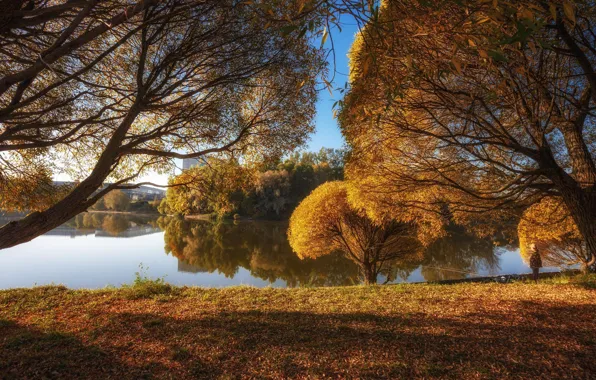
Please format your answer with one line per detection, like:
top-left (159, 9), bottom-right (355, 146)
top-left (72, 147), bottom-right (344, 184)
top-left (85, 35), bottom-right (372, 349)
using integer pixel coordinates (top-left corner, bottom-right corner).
top-left (87, 210), bottom-right (160, 217)
top-left (183, 214), bottom-right (285, 222)
top-left (1, 276), bottom-right (594, 379)
top-left (183, 213), bottom-right (213, 221)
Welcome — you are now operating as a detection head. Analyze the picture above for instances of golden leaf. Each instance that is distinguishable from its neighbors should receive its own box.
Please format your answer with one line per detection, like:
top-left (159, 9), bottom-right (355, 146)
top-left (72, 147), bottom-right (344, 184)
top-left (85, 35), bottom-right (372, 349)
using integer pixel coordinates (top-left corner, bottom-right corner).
top-left (549, 3), bottom-right (557, 21)
top-left (452, 58), bottom-right (462, 75)
top-left (323, 78), bottom-right (333, 96)
top-left (563, 1), bottom-right (575, 24)
top-left (320, 27), bottom-right (328, 48)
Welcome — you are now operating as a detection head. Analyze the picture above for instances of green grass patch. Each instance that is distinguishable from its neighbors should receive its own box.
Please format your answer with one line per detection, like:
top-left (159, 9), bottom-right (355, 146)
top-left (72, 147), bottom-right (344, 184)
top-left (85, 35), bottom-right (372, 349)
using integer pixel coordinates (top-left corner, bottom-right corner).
top-left (119, 265), bottom-right (178, 299)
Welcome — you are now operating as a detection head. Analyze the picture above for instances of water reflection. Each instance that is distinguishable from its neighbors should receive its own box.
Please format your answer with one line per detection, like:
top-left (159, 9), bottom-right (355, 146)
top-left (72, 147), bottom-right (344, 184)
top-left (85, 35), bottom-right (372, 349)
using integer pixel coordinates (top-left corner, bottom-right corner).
top-left (159, 218), bottom-right (506, 285)
top-left (420, 231), bottom-right (501, 282)
top-left (158, 217), bottom-right (361, 287)
top-left (0, 213), bottom-right (569, 289)
top-left (65, 213), bottom-right (161, 238)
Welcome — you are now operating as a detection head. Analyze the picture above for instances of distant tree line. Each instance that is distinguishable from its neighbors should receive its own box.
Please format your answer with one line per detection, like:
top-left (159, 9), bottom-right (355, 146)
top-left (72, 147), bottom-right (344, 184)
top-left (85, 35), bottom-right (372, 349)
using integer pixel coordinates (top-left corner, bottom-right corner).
top-left (159, 148), bottom-right (346, 220)
top-left (90, 190), bottom-right (160, 214)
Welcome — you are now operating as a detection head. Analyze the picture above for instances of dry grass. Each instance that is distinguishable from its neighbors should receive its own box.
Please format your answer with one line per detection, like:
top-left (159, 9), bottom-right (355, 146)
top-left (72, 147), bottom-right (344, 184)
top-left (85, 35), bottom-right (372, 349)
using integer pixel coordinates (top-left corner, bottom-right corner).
top-left (1, 276), bottom-right (595, 379)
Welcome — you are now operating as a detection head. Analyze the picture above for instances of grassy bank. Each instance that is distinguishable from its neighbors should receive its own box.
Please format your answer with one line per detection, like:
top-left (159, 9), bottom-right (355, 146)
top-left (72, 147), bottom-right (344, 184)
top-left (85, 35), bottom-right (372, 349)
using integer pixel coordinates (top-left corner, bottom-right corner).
top-left (1, 276), bottom-right (595, 379)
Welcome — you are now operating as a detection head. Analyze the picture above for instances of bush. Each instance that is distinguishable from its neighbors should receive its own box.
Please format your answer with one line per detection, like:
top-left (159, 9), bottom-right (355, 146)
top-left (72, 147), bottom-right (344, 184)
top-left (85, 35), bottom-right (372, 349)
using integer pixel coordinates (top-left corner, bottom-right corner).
top-left (122, 265), bottom-right (175, 299)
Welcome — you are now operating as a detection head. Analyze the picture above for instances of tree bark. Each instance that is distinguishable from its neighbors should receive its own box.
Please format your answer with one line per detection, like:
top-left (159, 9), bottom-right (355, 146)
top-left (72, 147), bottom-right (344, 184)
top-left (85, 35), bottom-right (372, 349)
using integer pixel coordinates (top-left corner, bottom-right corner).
top-left (563, 190), bottom-right (596, 268)
top-left (538, 144), bottom-right (596, 271)
top-left (561, 124), bottom-right (596, 188)
top-left (551, 176), bottom-right (596, 268)
top-left (0, 106), bottom-right (141, 249)
top-left (362, 263), bottom-right (377, 285)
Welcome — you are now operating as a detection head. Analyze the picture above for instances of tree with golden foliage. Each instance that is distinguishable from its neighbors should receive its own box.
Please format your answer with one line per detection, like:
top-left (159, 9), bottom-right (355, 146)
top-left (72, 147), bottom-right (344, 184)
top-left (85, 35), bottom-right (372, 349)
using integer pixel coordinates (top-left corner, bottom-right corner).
top-left (519, 197), bottom-right (593, 272)
top-left (0, 162), bottom-right (68, 212)
top-left (103, 190), bottom-right (130, 212)
top-left (0, 0), bottom-right (331, 248)
top-left (288, 181), bottom-right (422, 284)
top-left (164, 157), bottom-right (248, 217)
top-left (341, 0), bottom-right (596, 257)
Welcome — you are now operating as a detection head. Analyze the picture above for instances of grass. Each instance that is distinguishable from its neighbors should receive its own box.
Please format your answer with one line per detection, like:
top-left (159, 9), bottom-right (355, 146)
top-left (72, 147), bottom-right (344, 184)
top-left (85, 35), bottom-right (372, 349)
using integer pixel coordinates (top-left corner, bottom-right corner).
top-left (1, 275), bottom-right (595, 379)
top-left (119, 265), bottom-right (177, 299)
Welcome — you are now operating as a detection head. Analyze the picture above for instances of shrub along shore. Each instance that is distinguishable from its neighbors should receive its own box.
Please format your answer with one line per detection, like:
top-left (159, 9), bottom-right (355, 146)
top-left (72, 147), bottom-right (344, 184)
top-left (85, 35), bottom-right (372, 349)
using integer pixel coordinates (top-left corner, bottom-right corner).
top-left (1, 276), bottom-right (595, 379)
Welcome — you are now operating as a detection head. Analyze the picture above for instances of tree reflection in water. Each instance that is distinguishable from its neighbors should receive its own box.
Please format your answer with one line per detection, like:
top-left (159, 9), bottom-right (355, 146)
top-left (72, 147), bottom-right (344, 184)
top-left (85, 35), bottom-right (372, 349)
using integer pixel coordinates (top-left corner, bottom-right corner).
top-left (159, 218), bottom-right (505, 285)
top-left (64, 213), bottom-right (160, 237)
top-left (159, 217), bottom-right (361, 287)
top-left (420, 230), bottom-right (501, 282)
top-left (5, 213), bottom-right (519, 285)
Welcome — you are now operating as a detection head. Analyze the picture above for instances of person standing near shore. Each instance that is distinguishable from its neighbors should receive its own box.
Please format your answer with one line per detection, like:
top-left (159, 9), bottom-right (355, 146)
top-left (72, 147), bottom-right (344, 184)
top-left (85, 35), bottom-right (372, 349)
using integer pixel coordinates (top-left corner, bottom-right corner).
top-left (529, 244), bottom-right (542, 283)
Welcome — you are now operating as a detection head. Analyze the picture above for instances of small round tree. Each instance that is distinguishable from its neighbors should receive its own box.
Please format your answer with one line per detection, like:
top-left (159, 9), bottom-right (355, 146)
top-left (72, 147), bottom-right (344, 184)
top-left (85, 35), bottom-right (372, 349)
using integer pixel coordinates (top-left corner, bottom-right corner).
top-left (103, 190), bottom-right (131, 212)
top-left (288, 181), bottom-right (422, 285)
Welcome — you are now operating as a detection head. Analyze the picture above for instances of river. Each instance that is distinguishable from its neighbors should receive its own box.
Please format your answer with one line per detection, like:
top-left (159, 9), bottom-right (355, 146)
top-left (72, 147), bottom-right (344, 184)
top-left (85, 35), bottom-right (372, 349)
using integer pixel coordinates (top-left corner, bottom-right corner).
top-left (0, 213), bottom-right (565, 289)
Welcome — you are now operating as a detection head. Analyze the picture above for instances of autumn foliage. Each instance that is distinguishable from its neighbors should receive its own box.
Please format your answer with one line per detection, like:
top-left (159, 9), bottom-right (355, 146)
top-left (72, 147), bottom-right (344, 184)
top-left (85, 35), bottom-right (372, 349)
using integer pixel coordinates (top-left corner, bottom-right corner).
top-left (341, 0), bottom-right (596, 262)
top-left (519, 197), bottom-right (594, 271)
top-left (0, 0), bottom-right (326, 249)
top-left (288, 181), bottom-right (422, 284)
top-left (0, 165), bottom-right (68, 212)
top-left (103, 190), bottom-right (131, 212)
top-left (162, 149), bottom-right (345, 219)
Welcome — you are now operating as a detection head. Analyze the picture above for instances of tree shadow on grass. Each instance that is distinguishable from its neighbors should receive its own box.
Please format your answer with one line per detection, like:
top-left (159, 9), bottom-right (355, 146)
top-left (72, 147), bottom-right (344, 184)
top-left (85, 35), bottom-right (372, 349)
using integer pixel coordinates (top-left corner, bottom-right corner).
top-left (1, 300), bottom-right (594, 379)
top-left (0, 319), bottom-right (166, 379)
top-left (91, 301), bottom-right (595, 379)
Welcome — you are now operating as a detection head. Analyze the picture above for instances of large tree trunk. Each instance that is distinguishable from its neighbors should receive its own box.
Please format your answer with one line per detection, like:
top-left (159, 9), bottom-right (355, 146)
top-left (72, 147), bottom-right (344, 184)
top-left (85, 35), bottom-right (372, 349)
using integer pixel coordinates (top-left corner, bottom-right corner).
top-left (0, 175), bottom-right (107, 249)
top-left (362, 263), bottom-right (378, 285)
top-left (540, 144), bottom-right (596, 270)
top-left (562, 124), bottom-right (596, 188)
top-left (0, 107), bottom-right (140, 249)
top-left (566, 192), bottom-right (596, 270)
top-left (554, 179), bottom-right (596, 268)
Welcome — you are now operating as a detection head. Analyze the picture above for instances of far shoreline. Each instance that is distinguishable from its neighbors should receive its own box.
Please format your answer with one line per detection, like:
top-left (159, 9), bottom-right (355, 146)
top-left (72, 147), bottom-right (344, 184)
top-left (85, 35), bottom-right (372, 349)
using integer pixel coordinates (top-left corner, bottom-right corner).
top-left (86, 210), bottom-right (160, 217)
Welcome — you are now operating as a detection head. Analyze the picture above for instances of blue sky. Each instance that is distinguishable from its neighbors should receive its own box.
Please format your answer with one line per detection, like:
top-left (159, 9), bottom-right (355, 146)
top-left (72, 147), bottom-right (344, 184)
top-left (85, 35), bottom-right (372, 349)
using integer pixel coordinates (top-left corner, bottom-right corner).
top-left (307, 16), bottom-right (359, 152)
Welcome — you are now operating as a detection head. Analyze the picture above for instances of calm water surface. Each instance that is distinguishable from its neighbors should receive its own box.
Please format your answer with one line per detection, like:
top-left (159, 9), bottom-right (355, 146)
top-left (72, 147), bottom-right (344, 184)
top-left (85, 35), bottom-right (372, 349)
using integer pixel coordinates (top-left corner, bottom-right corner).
top-left (0, 213), bottom-right (564, 289)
